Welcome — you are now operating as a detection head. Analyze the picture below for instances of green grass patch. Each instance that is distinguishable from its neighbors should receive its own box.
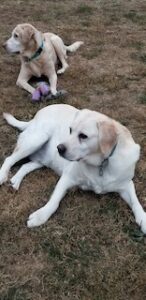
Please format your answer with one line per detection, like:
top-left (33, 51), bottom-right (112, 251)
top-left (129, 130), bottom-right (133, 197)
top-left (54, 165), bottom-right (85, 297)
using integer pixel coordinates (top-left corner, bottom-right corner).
top-left (131, 52), bottom-right (146, 63)
top-left (41, 240), bottom-right (63, 259)
top-left (99, 197), bottom-right (120, 215)
top-left (124, 10), bottom-right (146, 25)
top-left (139, 53), bottom-right (146, 63)
top-left (75, 4), bottom-right (94, 15)
top-left (123, 224), bottom-right (145, 242)
top-left (104, 13), bottom-right (121, 25)
top-left (129, 41), bottom-right (144, 50)
top-left (139, 93), bottom-right (146, 104)
top-left (1, 286), bottom-right (29, 300)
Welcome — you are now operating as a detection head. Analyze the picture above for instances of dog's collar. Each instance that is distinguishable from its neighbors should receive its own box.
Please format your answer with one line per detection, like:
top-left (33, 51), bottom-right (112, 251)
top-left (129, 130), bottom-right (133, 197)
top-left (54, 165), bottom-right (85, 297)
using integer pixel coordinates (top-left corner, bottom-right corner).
top-left (24, 40), bottom-right (44, 63)
top-left (99, 143), bottom-right (117, 176)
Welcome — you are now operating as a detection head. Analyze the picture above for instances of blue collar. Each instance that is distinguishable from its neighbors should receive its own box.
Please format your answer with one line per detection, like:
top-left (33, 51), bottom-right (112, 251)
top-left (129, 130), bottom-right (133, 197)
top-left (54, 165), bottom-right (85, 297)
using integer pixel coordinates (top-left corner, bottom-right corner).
top-left (99, 143), bottom-right (117, 176)
top-left (26, 40), bottom-right (44, 62)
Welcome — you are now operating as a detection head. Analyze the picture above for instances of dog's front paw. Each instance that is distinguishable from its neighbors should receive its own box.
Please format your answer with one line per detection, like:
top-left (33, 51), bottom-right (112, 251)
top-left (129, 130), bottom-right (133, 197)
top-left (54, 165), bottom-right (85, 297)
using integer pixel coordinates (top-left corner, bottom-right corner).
top-left (136, 211), bottom-right (146, 234)
top-left (27, 207), bottom-right (49, 228)
top-left (0, 170), bottom-right (8, 185)
top-left (45, 90), bottom-right (68, 100)
top-left (140, 215), bottom-right (146, 234)
top-left (10, 175), bottom-right (21, 190)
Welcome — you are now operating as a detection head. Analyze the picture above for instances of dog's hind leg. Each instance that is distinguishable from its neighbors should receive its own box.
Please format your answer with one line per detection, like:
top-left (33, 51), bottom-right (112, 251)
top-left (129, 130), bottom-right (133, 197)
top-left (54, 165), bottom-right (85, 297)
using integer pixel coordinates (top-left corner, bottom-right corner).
top-left (10, 161), bottom-right (43, 190)
top-left (119, 180), bottom-right (146, 234)
top-left (0, 130), bottom-right (48, 185)
top-left (50, 36), bottom-right (69, 74)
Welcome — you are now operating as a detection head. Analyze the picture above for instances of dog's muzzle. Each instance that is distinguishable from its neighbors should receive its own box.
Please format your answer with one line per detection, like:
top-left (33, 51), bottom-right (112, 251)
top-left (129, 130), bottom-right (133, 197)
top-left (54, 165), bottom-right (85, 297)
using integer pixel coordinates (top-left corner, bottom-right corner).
top-left (2, 42), bottom-right (20, 54)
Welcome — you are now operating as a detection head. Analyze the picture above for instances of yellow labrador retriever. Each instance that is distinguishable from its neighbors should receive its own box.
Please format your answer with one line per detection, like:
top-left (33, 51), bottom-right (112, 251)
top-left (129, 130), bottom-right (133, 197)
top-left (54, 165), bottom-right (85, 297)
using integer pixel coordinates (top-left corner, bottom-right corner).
top-left (1, 104), bottom-right (146, 233)
top-left (4, 23), bottom-right (83, 96)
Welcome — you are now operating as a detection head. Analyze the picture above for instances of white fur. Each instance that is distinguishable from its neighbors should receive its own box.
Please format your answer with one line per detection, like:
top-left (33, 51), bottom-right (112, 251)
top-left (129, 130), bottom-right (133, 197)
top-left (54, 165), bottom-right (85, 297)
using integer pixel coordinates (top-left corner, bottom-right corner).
top-left (5, 35), bottom-right (21, 53)
top-left (1, 104), bottom-right (146, 233)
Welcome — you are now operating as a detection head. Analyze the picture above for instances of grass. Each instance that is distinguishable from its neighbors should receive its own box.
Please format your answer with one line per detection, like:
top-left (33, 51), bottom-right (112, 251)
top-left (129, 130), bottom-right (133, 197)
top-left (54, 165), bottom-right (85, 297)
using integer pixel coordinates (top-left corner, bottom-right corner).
top-left (139, 93), bottom-right (146, 104)
top-left (0, 0), bottom-right (146, 300)
top-left (82, 46), bottom-right (103, 59)
top-left (75, 4), bottom-right (94, 15)
top-left (126, 41), bottom-right (144, 50)
top-left (139, 54), bottom-right (146, 63)
top-left (124, 10), bottom-right (146, 25)
top-left (131, 52), bottom-right (146, 63)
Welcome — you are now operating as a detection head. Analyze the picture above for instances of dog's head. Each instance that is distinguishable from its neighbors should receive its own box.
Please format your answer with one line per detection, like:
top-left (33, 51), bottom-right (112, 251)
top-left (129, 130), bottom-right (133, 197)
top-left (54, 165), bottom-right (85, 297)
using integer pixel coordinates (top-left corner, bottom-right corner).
top-left (57, 110), bottom-right (117, 166)
top-left (3, 23), bottom-right (42, 54)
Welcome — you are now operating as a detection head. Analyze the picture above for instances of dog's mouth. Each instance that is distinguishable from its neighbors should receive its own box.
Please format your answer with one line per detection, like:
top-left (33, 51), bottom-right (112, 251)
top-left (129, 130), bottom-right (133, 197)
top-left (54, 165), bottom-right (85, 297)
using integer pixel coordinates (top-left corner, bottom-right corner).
top-left (59, 152), bottom-right (83, 162)
top-left (9, 50), bottom-right (20, 55)
top-left (4, 47), bottom-right (20, 55)
top-left (65, 157), bottom-right (81, 161)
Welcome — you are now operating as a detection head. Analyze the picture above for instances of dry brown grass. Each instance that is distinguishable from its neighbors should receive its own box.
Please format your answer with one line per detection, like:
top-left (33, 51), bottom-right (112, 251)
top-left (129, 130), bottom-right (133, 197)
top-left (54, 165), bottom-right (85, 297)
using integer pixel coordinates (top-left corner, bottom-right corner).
top-left (0, 0), bottom-right (146, 299)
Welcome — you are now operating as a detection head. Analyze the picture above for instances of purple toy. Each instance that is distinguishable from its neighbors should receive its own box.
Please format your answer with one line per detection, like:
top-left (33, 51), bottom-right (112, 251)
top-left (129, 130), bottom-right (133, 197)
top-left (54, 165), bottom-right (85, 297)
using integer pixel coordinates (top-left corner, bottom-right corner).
top-left (32, 88), bottom-right (41, 102)
top-left (32, 82), bottom-right (50, 102)
top-left (39, 82), bottom-right (50, 96)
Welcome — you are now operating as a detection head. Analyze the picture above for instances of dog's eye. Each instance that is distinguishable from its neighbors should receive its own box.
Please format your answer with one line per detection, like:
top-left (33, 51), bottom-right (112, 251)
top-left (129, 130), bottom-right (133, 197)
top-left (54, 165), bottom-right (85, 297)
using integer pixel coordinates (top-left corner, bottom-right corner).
top-left (69, 127), bottom-right (72, 134)
top-left (14, 33), bottom-right (18, 38)
top-left (78, 133), bottom-right (88, 140)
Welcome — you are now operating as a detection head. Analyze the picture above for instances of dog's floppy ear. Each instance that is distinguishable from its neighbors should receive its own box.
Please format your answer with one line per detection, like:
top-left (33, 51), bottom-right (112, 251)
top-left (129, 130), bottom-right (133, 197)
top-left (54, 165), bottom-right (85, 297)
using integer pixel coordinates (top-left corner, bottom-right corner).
top-left (21, 25), bottom-right (35, 44)
top-left (98, 120), bottom-right (117, 157)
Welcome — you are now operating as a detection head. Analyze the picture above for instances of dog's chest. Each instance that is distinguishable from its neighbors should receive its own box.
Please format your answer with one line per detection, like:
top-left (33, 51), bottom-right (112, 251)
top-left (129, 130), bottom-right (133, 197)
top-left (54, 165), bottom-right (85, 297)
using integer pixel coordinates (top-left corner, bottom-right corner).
top-left (79, 157), bottom-right (136, 194)
top-left (28, 62), bottom-right (42, 77)
top-left (80, 181), bottom-right (103, 194)
top-left (78, 164), bottom-right (125, 194)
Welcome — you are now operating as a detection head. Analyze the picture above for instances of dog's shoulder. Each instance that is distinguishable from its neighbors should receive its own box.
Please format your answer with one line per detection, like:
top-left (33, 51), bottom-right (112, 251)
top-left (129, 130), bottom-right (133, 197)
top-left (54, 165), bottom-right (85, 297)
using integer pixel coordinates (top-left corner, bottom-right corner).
top-left (118, 122), bottom-right (140, 163)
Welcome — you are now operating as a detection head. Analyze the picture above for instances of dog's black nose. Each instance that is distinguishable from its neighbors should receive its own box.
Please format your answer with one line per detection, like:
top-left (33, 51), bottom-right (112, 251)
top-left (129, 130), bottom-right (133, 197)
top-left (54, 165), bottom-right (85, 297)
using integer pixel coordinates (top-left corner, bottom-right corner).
top-left (57, 144), bottom-right (66, 156)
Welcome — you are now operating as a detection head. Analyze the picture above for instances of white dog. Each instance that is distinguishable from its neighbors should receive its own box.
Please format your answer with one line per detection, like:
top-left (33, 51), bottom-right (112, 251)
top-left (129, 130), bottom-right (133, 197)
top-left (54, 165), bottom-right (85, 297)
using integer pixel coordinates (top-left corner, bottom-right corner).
top-left (3, 23), bottom-right (83, 96)
top-left (0, 104), bottom-right (146, 233)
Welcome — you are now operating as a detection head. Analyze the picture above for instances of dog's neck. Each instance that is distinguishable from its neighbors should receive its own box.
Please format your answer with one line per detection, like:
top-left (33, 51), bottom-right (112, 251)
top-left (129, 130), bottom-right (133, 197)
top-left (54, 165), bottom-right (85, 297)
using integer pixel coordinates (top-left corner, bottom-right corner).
top-left (98, 143), bottom-right (117, 176)
top-left (82, 143), bottom-right (117, 175)
top-left (23, 40), bottom-right (44, 63)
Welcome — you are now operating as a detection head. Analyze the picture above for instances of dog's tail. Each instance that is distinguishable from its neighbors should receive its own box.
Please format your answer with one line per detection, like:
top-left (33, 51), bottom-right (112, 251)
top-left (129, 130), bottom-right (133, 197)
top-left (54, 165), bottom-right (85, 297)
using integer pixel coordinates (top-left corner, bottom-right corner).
top-left (65, 41), bottom-right (83, 53)
top-left (3, 113), bottom-right (30, 131)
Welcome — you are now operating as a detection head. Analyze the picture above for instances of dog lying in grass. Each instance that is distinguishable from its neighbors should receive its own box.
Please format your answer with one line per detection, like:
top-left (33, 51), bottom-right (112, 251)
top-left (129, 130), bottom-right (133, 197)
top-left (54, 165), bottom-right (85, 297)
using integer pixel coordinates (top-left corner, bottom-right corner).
top-left (3, 23), bottom-right (83, 100)
top-left (0, 104), bottom-right (146, 233)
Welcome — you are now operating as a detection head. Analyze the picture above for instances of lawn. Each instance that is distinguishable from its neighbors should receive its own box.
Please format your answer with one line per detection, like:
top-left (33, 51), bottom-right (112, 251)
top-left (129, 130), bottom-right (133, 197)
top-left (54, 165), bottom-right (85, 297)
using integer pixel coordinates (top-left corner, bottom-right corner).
top-left (0, 0), bottom-right (146, 299)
